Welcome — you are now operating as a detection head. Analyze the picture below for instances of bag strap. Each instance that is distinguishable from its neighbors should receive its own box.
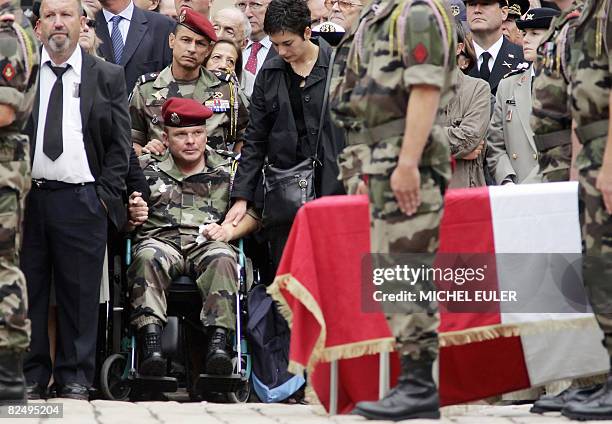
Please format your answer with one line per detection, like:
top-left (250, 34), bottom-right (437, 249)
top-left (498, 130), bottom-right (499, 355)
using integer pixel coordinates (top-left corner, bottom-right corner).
top-left (313, 48), bottom-right (337, 162)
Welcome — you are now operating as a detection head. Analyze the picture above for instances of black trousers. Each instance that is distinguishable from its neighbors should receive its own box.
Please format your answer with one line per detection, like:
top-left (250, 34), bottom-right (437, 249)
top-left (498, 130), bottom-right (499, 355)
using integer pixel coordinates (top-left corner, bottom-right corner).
top-left (21, 183), bottom-right (107, 387)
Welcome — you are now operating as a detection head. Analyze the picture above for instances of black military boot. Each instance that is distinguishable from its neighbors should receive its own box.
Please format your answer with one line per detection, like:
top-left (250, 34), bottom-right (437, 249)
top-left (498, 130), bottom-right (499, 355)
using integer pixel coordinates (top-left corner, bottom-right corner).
top-left (530, 384), bottom-right (603, 414)
top-left (205, 327), bottom-right (233, 375)
top-left (0, 350), bottom-right (26, 405)
top-left (562, 360), bottom-right (612, 421)
top-left (351, 352), bottom-right (439, 421)
top-left (138, 324), bottom-right (166, 377)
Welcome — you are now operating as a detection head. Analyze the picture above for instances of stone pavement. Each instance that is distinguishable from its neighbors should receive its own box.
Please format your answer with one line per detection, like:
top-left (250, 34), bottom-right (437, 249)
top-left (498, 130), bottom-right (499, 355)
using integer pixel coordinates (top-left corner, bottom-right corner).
top-left (4, 400), bottom-right (612, 424)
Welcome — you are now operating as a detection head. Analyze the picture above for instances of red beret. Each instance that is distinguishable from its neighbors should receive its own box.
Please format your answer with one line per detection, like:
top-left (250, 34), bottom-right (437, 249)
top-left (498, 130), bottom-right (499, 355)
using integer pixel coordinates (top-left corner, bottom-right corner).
top-left (162, 98), bottom-right (213, 127)
top-left (178, 8), bottom-right (218, 42)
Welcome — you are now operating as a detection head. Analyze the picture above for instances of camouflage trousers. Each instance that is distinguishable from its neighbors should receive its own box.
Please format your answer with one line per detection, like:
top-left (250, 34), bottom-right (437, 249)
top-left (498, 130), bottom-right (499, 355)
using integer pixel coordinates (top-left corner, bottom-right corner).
top-left (0, 134), bottom-right (31, 352)
top-left (538, 144), bottom-right (571, 182)
top-left (368, 167), bottom-right (444, 361)
top-left (338, 144), bottom-right (370, 195)
top-left (129, 238), bottom-right (239, 331)
top-left (578, 148), bottom-right (612, 355)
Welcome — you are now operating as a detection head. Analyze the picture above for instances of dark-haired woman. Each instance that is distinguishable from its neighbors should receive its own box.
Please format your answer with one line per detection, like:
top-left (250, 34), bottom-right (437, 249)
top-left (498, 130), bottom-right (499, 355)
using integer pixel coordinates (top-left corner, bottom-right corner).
top-left (225, 0), bottom-right (345, 274)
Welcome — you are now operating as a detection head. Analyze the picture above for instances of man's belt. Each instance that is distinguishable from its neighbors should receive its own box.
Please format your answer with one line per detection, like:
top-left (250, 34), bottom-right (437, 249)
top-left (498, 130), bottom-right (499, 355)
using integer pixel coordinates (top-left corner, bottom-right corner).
top-left (575, 119), bottom-right (609, 145)
top-left (32, 179), bottom-right (93, 190)
top-left (346, 119), bottom-right (406, 145)
top-left (533, 129), bottom-right (572, 152)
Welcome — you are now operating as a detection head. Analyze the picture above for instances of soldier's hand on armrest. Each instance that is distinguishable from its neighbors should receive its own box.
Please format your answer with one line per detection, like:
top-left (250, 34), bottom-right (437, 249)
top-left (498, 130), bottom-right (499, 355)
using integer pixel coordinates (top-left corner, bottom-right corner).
top-left (141, 139), bottom-right (167, 156)
top-left (128, 191), bottom-right (148, 230)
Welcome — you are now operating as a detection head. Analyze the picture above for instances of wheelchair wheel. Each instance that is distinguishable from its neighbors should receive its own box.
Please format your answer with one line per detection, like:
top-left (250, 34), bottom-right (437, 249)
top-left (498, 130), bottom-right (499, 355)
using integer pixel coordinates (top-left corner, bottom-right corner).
top-left (100, 353), bottom-right (131, 401)
top-left (227, 382), bottom-right (250, 403)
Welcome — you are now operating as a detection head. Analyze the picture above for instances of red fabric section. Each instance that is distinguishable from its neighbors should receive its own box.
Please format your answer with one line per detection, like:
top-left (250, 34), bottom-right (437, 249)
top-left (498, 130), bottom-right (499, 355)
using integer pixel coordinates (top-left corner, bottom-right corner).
top-left (275, 192), bottom-right (528, 413)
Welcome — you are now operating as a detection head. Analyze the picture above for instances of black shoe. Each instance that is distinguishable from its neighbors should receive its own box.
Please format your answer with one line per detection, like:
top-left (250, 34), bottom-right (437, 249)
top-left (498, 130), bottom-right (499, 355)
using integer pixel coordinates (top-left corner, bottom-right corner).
top-left (26, 382), bottom-right (47, 400)
top-left (138, 324), bottom-right (166, 377)
top-left (562, 366), bottom-right (612, 421)
top-left (530, 384), bottom-right (603, 414)
top-left (57, 383), bottom-right (89, 401)
top-left (205, 327), bottom-right (233, 376)
top-left (0, 351), bottom-right (26, 405)
top-left (351, 352), bottom-right (440, 421)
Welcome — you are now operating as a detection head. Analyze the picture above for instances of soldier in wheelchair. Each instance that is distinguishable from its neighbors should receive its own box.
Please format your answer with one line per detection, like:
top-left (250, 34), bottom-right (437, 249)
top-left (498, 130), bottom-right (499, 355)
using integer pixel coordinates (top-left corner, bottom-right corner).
top-left (126, 97), bottom-right (259, 379)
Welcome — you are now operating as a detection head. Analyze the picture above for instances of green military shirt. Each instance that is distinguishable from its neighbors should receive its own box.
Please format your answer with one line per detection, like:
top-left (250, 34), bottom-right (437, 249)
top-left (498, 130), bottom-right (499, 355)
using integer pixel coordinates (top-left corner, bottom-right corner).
top-left (332, 0), bottom-right (455, 182)
top-left (129, 66), bottom-right (249, 152)
top-left (136, 147), bottom-right (258, 249)
top-left (569, 0), bottom-right (611, 169)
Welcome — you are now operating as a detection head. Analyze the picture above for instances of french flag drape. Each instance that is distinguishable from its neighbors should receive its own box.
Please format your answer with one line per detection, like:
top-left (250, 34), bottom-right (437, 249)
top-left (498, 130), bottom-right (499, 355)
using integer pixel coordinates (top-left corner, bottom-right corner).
top-left (268, 182), bottom-right (608, 413)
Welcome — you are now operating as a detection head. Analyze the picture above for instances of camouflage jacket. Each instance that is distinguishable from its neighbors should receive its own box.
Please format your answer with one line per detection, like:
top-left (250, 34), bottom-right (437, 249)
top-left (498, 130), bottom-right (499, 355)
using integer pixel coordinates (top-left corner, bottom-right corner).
top-left (530, 1), bottom-right (582, 140)
top-left (135, 147), bottom-right (258, 249)
top-left (129, 66), bottom-right (249, 152)
top-left (0, 0), bottom-right (38, 135)
top-left (330, 0), bottom-right (455, 181)
top-left (569, 0), bottom-right (611, 169)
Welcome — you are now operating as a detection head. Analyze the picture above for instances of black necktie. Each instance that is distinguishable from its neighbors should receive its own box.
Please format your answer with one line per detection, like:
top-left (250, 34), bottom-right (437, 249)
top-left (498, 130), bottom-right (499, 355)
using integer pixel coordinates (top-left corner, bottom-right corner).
top-left (479, 52), bottom-right (492, 82)
top-left (43, 64), bottom-right (70, 161)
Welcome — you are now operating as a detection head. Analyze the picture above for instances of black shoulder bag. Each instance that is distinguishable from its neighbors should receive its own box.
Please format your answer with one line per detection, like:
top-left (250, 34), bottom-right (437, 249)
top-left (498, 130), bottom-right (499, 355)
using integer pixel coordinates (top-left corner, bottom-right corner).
top-left (262, 49), bottom-right (336, 228)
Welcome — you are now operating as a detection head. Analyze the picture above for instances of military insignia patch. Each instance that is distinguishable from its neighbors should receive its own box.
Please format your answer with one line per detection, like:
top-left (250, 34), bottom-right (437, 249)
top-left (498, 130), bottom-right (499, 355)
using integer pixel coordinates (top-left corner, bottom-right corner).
top-left (170, 112), bottom-right (180, 125)
top-left (212, 92), bottom-right (224, 99)
top-left (525, 13), bottom-right (534, 20)
top-left (502, 61), bottom-right (512, 69)
top-left (450, 4), bottom-right (460, 16)
top-left (2, 63), bottom-right (15, 81)
top-left (412, 43), bottom-right (428, 64)
top-left (159, 183), bottom-right (167, 193)
top-left (179, 11), bottom-right (186, 23)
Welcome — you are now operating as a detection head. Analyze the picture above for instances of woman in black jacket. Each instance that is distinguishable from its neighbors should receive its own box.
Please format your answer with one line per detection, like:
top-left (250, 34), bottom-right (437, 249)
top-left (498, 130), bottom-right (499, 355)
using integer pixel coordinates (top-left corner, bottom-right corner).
top-left (225, 0), bottom-right (345, 274)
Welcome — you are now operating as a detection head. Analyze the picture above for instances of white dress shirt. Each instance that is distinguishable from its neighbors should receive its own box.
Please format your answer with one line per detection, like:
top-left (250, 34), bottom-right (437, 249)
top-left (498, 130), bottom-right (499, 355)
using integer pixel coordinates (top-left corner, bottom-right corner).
top-left (241, 36), bottom-right (273, 97)
top-left (102, 0), bottom-right (134, 44)
top-left (473, 35), bottom-right (504, 72)
top-left (32, 47), bottom-right (94, 183)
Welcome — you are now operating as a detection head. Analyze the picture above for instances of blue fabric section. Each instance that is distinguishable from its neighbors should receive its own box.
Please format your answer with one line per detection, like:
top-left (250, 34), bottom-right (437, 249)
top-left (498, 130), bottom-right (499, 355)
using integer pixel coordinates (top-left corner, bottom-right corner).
top-left (251, 372), bottom-right (305, 403)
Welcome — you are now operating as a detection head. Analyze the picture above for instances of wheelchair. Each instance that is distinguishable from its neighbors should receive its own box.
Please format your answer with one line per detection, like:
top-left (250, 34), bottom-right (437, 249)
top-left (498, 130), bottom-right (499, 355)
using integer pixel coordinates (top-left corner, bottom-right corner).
top-left (98, 238), bottom-right (253, 403)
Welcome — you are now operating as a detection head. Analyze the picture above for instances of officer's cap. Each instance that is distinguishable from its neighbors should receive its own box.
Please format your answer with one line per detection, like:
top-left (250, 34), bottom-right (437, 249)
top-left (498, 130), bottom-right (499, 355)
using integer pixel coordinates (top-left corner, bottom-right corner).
top-left (464, 0), bottom-right (509, 7)
top-left (516, 7), bottom-right (560, 30)
top-left (449, 0), bottom-right (467, 22)
top-left (507, 0), bottom-right (530, 18)
top-left (177, 8), bottom-right (218, 42)
top-left (162, 98), bottom-right (213, 128)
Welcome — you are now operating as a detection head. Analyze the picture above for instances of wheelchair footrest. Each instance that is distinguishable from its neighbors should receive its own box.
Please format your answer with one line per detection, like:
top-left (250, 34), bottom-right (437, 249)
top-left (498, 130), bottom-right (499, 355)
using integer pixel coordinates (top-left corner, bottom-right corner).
top-left (197, 373), bottom-right (248, 393)
top-left (131, 375), bottom-right (178, 393)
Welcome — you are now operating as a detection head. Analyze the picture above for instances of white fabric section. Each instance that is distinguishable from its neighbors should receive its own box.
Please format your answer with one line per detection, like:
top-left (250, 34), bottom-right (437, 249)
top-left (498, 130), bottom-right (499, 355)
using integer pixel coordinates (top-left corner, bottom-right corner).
top-left (488, 182), bottom-right (607, 386)
top-left (241, 36), bottom-right (272, 97)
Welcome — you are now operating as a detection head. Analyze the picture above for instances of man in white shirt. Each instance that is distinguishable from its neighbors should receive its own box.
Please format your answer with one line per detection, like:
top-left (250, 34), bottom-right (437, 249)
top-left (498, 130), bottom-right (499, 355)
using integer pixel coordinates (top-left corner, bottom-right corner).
top-left (466, 0), bottom-right (524, 96)
top-left (236, 0), bottom-right (276, 97)
top-left (23, 0), bottom-right (130, 401)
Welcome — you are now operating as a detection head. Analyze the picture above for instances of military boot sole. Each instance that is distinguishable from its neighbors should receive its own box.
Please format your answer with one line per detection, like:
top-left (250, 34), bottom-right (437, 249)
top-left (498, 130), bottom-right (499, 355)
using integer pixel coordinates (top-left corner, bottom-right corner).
top-left (352, 407), bottom-right (441, 421)
top-left (530, 401), bottom-right (563, 414)
top-left (562, 409), bottom-right (612, 421)
top-left (139, 356), bottom-right (166, 377)
top-left (206, 353), bottom-right (233, 376)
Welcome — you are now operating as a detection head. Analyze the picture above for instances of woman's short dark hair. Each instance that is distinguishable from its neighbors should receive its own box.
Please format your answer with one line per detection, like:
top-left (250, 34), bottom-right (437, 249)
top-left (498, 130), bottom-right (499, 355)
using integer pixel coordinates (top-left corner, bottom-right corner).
top-left (264, 0), bottom-right (312, 38)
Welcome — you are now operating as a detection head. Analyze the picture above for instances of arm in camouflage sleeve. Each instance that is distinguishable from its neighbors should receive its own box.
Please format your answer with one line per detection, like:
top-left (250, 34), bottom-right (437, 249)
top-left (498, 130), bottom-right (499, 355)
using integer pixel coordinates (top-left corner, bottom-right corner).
top-left (129, 82), bottom-right (148, 149)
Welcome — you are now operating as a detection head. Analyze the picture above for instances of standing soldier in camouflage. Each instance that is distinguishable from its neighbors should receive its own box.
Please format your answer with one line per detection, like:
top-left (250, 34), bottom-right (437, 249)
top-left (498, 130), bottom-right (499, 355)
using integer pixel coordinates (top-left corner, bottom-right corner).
top-left (530, 0), bottom-right (581, 182)
top-left (333, 0), bottom-right (456, 420)
top-left (127, 98), bottom-right (260, 378)
top-left (129, 8), bottom-right (248, 156)
top-left (558, 0), bottom-right (612, 419)
top-left (0, 0), bottom-right (38, 404)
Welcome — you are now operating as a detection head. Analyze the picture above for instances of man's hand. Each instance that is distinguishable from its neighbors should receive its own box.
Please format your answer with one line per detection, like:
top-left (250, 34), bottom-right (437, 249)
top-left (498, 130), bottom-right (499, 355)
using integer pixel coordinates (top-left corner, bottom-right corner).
top-left (391, 163), bottom-right (421, 216)
top-left (356, 180), bottom-right (368, 195)
top-left (141, 139), bottom-right (166, 155)
top-left (201, 223), bottom-right (235, 242)
top-left (0, 104), bottom-right (16, 128)
top-left (462, 141), bottom-right (484, 160)
top-left (597, 163), bottom-right (612, 214)
top-left (128, 191), bottom-right (148, 227)
top-left (223, 199), bottom-right (248, 226)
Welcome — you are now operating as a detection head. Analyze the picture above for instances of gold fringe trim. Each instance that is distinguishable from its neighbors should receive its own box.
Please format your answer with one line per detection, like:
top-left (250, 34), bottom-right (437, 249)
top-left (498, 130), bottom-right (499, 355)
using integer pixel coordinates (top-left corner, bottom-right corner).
top-left (268, 274), bottom-right (395, 376)
top-left (440, 316), bottom-right (599, 347)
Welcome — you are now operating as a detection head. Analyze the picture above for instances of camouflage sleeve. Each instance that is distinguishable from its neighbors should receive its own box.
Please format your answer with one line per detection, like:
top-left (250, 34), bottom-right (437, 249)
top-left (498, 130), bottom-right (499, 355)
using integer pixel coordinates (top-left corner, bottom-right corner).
top-left (129, 83), bottom-right (148, 147)
top-left (400, 2), bottom-right (452, 89)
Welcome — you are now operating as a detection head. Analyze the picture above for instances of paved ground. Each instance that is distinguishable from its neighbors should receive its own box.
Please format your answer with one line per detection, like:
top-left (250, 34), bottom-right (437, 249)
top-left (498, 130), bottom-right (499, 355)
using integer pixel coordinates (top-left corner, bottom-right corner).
top-left (3, 400), bottom-right (612, 424)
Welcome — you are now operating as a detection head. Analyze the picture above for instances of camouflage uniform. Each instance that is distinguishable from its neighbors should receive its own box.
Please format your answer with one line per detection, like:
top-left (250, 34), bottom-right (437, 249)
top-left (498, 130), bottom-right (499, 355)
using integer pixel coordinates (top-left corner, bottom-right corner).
top-left (568, 0), bottom-right (612, 355)
top-left (332, 0), bottom-right (455, 360)
top-left (530, 1), bottom-right (582, 182)
top-left (0, 0), bottom-right (38, 352)
top-left (129, 67), bottom-right (249, 152)
top-left (129, 147), bottom-right (259, 331)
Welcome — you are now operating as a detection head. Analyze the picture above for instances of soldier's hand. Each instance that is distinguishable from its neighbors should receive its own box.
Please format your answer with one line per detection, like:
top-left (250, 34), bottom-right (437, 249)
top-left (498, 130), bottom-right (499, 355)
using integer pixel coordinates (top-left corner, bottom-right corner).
top-left (596, 162), bottom-right (612, 214)
top-left (391, 163), bottom-right (421, 216)
top-left (128, 191), bottom-right (148, 227)
top-left (223, 199), bottom-right (248, 227)
top-left (142, 139), bottom-right (166, 156)
top-left (201, 223), bottom-right (233, 242)
top-left (356, 180), bottom-right (368, 195)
